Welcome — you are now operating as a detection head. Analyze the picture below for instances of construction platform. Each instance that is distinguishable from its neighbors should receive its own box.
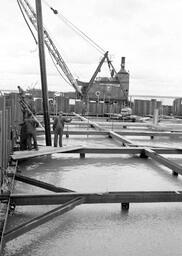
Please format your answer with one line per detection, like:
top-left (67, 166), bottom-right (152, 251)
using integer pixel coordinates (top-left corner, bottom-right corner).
top-left (2, 114), bottom-right (182, 253)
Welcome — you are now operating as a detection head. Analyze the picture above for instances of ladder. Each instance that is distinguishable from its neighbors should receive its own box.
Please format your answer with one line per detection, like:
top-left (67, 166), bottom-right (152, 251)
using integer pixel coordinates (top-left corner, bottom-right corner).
top-left (18, 94), bottom-right (44, 129)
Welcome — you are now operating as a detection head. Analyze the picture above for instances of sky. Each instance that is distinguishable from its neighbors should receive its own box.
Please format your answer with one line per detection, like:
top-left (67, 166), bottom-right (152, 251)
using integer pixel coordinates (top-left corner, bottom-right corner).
top-left (1, 0), bottom-right (182, 99)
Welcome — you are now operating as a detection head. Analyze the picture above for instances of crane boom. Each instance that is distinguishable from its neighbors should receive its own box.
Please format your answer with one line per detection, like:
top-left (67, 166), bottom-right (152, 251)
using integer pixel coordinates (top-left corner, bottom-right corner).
top-left (18, 0), bottom-right (83, 97)
top-left (80, 51), bottom-right (109, 98)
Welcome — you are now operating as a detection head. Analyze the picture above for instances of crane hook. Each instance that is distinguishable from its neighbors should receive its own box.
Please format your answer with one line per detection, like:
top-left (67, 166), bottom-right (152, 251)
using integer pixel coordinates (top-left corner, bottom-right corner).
top-left (50, 7), bottom-right (58, 15)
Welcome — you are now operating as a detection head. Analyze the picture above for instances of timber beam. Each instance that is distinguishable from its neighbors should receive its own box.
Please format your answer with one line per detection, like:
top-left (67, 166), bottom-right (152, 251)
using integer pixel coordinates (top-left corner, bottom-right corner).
top-left (5, 191), bottom-right (182, 205)
top-left (4, 197), bottom-right (84, 242)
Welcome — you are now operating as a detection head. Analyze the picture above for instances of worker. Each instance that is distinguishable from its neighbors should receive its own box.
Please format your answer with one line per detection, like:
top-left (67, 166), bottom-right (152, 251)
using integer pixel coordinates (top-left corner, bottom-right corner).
top-left (19, 121), bottom-right (27, 150)
top-left (53, 112), bottom-right (72, 147)
top-left (17, 85), bottom-right (25, 99)
top-left (24, 113), bottom-right (39, 150)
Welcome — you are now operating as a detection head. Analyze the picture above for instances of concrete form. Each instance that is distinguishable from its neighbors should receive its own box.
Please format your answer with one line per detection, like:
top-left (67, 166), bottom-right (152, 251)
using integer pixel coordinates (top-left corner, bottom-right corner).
top-left (1, 113), bottom-right (182, 252)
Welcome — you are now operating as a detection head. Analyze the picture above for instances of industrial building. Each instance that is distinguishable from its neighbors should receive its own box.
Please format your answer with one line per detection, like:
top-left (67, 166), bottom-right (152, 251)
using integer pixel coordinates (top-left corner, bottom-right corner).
top-left (133, 99), bottom-right (162, 116)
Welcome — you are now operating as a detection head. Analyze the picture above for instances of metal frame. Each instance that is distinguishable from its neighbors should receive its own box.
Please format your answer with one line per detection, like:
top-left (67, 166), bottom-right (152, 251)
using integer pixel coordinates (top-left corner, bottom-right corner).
top-left (2, 114), bottom-right (182, 248)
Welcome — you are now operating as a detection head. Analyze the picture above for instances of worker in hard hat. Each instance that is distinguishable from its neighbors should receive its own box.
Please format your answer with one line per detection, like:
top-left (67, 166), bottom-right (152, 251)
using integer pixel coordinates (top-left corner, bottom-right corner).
top-left (53, 112), bottom-right (72, 147)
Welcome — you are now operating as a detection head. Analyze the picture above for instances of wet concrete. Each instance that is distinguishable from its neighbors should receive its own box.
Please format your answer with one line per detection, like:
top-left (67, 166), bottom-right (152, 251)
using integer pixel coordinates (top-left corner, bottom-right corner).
top-left (3, 131), bottom-right (182, 256)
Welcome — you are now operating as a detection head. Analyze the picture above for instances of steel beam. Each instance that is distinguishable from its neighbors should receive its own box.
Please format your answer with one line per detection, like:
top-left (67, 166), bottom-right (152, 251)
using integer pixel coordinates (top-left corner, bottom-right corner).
top-left (4, 197), bottom-right (84, 242)
top-left (14, 174), bottom-right (74, 192)
top-left (55, 147), bottom-right (182, 155)
top-left (144, 148), bottom-right (182, 175)
top-left (9, 191), bottom-right (182, 205)
top-left (11, 147), bottom-right (182, 162)
top-left (109, 131), bottom-right (135, 145)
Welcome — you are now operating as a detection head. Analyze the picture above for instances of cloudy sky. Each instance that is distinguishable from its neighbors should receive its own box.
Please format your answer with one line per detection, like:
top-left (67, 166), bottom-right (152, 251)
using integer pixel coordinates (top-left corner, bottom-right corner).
top-left (0, 0), bottom-right (182, 98)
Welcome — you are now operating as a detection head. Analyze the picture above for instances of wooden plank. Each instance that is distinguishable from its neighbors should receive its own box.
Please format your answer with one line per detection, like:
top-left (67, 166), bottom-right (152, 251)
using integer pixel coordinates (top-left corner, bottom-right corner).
top-left (13, 174), bottom-right (74, 192)
top-left (4, 197), bottom-right (84, 242)
top-left (8, 191), bottom-right (182, 205)
top-left (11, 145), bottom-right (83, 160)
top-left (144, 148), bottom-right (182, 175)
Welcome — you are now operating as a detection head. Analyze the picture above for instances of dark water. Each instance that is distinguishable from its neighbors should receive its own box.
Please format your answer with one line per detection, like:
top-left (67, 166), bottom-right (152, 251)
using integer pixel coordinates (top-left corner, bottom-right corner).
top-left (3, 133), bottom-right (182, 256)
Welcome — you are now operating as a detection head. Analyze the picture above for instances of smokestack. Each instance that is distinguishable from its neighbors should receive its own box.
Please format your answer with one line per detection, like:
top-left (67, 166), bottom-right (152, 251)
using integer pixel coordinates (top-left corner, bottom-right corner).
top-left (121, 57), bottom-right (125, 70)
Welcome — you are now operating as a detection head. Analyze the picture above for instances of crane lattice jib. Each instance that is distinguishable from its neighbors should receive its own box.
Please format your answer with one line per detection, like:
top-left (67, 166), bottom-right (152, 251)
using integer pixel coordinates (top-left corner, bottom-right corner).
top-left (19, 0), bottom-right (83, 97)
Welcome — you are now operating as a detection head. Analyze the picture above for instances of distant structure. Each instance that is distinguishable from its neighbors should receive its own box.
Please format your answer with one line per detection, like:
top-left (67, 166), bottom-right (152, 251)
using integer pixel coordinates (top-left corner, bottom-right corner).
top-left (173, 98), bottom-right (182, 116)
top-left (86, 57), bottom-right (129, 105)
top-left (133, 99), bottom-right (162, 116)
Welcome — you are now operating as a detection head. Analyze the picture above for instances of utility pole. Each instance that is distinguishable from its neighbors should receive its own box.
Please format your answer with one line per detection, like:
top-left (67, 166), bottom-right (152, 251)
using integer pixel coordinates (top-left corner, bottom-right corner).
top-left (35, 0), bottom-right (51, 145)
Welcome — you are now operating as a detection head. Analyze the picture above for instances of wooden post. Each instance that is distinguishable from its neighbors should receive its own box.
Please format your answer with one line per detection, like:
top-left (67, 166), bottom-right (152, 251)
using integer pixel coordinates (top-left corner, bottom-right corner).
top-left (35, 0), bottom-right (51, 146)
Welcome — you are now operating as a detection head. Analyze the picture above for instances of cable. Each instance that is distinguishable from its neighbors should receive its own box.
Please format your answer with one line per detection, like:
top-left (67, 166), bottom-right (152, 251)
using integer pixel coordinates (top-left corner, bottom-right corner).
top-left (57, 12), bottom-right (105, 54)
top-left (42, 0), bottom-right (105, 55)
top-left (47, 50), bottom-right (72, 86)
top-left (17, 0), bottom-right (73, 87)
top-left (17, 0), bottom-right (38, 45)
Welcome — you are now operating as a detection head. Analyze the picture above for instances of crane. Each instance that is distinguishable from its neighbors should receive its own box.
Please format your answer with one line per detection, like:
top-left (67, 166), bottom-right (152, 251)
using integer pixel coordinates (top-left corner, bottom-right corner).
top-left (78, 51), bottom-right (109, 99)
top-left (17, 0), bottom-right (83, 98)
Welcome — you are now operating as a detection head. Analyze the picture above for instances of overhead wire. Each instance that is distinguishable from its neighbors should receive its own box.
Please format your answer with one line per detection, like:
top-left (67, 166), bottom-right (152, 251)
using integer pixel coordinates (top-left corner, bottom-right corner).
top-left (42, 0), bottom-right (106, 55)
